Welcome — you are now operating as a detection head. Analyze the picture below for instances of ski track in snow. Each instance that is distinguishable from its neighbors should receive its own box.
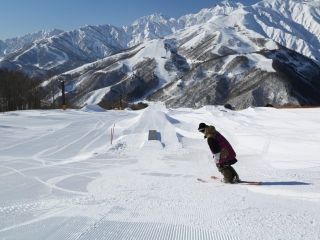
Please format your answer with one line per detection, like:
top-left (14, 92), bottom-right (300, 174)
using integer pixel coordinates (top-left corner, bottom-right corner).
top-left (0, 105), bottom-right (320, 239)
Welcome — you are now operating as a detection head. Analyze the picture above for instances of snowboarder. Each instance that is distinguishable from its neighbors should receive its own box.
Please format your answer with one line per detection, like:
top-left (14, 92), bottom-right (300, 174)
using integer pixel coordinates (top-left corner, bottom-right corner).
top-left (198, 123), bottom-right (240, 183)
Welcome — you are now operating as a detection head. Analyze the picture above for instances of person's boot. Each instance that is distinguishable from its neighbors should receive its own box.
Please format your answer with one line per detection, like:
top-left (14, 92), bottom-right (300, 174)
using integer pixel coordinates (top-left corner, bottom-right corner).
top-left (231, 175), bottom-right (240, 183)
top-left (229, 166), bottom-right (240, 183)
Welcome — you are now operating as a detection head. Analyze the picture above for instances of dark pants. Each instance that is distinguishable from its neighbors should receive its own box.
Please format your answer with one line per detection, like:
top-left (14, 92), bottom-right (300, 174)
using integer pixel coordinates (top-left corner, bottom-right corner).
top-left (217, 165), bottom-right (239, 183)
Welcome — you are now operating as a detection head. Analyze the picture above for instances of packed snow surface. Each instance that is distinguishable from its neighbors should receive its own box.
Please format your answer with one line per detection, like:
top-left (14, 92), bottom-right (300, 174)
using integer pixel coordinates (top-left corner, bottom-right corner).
top-left (0, 104), bottom-right (320, 239)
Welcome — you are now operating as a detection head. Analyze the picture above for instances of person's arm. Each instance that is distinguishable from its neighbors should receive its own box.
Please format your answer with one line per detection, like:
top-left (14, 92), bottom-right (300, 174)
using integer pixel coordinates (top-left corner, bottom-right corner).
top-left (207, 138), bottom-right (221, 163)
top-left (207, 137), bottom-right (220, 153)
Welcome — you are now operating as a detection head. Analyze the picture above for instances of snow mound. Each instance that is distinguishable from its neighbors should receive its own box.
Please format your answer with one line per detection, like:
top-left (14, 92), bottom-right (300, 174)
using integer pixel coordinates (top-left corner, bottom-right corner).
top-left (112, 104), bottom-right (182, 152)
top-left (81, 104), bottom-right (106, 112)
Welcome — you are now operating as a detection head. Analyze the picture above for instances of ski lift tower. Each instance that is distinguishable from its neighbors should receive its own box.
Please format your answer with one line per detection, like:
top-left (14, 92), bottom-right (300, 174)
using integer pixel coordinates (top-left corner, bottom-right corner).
top-left (58, 77), bottom-right (66, 110)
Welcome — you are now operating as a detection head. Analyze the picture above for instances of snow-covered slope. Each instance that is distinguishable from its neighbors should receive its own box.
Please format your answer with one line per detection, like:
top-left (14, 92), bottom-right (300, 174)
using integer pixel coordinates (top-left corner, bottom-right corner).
top-left (0, 104), bottom-right (320, 239)
top-left (1, 0), bottom-right (320, 108)
top-left (247, 0), bottom-right (320, 62)
top-left (42, 38), bottom-right (180, 107)
top-left (147, 17), bottom-right (320, 109)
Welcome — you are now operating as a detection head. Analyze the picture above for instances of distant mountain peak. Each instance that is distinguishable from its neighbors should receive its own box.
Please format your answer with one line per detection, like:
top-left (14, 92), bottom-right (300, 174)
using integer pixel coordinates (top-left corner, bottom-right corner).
top-left (218, 0), bottom-right (243, 7)
top-left (132, 13), bottom-right (171, 26)
top-left (3, 28), bottom-right (64, 42)
top-left (258, 0), bottom-right (320, 6)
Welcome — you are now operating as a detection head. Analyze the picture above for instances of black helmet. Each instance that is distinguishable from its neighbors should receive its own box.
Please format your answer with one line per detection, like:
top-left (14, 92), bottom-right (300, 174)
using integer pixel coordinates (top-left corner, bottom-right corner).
top-left (198, 122), bottom-right (207, 132)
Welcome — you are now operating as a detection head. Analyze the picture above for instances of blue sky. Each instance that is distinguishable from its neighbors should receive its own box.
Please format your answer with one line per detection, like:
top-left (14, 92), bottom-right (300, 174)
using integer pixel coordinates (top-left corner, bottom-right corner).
top-left (0, 0), bottom-right (260, 40)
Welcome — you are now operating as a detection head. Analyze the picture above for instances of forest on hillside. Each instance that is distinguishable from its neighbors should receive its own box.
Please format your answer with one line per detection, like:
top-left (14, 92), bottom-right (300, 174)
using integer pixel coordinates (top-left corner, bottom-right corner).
top-left (0, 69), bottom-right (45, 112)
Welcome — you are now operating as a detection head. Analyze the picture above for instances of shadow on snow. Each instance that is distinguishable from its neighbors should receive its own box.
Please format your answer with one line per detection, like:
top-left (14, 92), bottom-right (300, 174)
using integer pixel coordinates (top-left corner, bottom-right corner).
top-left (260, 181), bottom-right (311, 186)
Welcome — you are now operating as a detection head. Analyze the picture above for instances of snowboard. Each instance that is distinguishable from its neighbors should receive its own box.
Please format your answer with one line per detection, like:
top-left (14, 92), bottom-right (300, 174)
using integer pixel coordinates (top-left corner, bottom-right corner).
top-left (197, 176), bottom-right (262, 185)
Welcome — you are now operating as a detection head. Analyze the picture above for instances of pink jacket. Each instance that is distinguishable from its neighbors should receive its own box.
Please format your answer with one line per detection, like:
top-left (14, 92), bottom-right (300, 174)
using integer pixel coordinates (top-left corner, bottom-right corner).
top-left (204, 126), bottom-right (236, 166)
top-left (215, 131), bottom-right (236, 165)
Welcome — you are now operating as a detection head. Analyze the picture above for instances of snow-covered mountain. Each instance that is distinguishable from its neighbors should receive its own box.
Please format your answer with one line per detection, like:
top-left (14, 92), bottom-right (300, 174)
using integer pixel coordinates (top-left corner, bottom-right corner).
top-left (248, 0), bottom-right (320, 63)
top-left (0, 29), bottom-right (64, 58)
top-left (178, 0), bottom-right (243, 28)
top-left (0, 1), bottom-right (241, 59)
top-left (0, 25), bottom-right (128, 78)
top-left (1, 0), bottom-right (319, 74)
top-left (44, 20), bottom-right (319, 109)
top-left (1, 0), bottom-right (320, 108)
top-left (125, 13), bottom-right (180, 47)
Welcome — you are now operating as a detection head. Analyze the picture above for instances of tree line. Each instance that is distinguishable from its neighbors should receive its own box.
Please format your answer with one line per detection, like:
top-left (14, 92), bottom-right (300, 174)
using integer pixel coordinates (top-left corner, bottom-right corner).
top-left (0, 69), bottom-right (45, 112)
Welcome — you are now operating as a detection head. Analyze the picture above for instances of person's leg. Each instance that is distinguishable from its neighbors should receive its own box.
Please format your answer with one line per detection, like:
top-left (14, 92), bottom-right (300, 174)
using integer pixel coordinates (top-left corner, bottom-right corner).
top-left (229, 166), bottom-right (240, 182)
top-left (217, 165), bottom-right (235, 183)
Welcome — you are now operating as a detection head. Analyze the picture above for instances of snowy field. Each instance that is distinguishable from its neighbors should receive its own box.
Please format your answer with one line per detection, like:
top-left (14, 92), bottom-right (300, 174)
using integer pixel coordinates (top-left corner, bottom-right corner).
top-left (0, 103), bottom-right (319, 240)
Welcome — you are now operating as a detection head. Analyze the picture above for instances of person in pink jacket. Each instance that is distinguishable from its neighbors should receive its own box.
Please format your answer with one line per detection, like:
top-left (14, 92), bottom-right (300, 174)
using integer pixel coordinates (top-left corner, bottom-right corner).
top-left (198, 123), bottom-right (240, 183)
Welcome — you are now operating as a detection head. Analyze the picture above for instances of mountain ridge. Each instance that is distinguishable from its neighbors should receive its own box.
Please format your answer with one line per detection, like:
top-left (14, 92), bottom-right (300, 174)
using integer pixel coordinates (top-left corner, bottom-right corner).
top-left (1, 0), bottom-right (318, 63)
top-left (0, 0), bottom-right (319, 109)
